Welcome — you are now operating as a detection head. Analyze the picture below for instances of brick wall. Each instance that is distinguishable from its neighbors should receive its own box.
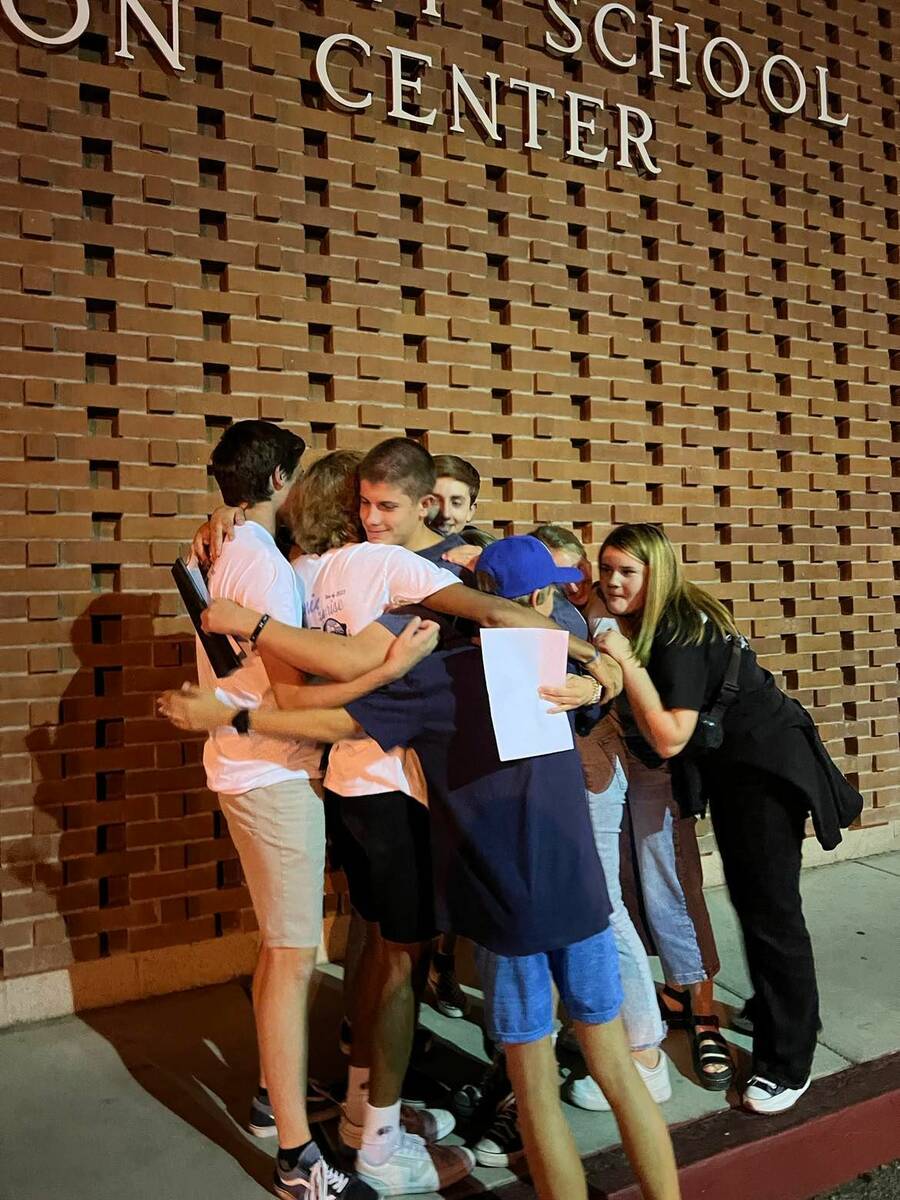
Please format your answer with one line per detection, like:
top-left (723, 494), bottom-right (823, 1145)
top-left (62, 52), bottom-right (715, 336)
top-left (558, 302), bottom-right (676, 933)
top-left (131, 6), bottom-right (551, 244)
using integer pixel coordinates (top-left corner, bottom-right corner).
top-left (1, 0), bottom-right (898, 985)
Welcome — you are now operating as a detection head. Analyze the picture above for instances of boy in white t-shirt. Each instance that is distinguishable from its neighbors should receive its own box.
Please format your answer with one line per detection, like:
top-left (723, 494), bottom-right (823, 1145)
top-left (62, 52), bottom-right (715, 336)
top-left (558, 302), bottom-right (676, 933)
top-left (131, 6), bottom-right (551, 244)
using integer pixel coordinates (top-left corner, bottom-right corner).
top-left (288, 447), bottom-right (476, 1197)
top-left (201, 421), bottom-right (376, 1200)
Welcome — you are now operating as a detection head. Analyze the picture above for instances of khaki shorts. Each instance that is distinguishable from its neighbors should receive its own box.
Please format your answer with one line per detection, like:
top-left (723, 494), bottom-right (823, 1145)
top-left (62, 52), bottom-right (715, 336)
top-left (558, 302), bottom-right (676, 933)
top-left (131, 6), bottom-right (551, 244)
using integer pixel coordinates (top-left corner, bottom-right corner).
top-left (219, 778), bottom-right (325, 949)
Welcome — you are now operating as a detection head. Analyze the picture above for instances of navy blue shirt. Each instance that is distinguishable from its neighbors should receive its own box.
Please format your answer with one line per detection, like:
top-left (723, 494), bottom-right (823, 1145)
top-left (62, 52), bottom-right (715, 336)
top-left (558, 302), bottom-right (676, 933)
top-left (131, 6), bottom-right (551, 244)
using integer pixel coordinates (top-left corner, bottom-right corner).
top-left (346, 613), bottom-right (611, 956)
top-left (416, 533), bottom-right (467, 577)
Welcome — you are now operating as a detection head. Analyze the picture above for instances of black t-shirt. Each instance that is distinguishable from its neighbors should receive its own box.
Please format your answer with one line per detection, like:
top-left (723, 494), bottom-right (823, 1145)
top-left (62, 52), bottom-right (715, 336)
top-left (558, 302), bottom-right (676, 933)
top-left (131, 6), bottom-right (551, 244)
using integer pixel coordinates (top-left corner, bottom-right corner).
top-left (346, 613), bottom-right (611, 956)
top-left (647, 618), bottom-right (787, 748)
top-left (645, 616), bottom-right (863, 847)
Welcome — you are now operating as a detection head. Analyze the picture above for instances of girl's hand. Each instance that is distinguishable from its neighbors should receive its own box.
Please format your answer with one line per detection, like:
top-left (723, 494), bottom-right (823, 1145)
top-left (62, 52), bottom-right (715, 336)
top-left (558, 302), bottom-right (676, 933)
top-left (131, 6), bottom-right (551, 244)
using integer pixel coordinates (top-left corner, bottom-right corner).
top-left (382, 617), bottom-right (441, 681)
top-left (538, 673), bottom-right (598, 713)
top-left (202, 598), bottom-right (259, 639)
top-left (158, 684), bottom-right (233, 732)
top-left (595, 627), bottom-right (635, 666)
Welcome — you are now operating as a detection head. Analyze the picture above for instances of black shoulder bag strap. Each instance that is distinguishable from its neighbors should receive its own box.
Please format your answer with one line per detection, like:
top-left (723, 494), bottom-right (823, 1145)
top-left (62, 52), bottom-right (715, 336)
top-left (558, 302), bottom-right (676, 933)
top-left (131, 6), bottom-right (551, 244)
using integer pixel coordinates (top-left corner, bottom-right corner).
top-left (705, 636), bottom-right (743, 727)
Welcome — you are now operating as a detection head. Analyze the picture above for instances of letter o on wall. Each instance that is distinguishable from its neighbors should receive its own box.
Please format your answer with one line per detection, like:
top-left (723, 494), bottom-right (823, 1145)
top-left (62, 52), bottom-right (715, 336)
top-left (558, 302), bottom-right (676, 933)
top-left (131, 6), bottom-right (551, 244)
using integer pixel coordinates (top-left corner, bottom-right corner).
top-left (700, 36), bottom-right (750, 101)
top-left (1, 0), bottom-right (89, 45)
top-left (760, 54), bottom-right (807, 115)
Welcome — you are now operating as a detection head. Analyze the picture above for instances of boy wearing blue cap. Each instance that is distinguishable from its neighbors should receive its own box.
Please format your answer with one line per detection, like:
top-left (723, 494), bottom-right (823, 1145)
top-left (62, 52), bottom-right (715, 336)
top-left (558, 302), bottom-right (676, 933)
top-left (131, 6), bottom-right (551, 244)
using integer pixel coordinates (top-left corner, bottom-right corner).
top-left (160, 536), bottom-right (679, 1200)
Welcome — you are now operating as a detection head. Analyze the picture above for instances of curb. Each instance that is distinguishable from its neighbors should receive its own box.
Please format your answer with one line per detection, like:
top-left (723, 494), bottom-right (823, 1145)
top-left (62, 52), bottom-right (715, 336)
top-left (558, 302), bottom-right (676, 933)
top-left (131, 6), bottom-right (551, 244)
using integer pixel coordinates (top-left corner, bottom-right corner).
top-left (486, 1053), bottom-right (900, 1200)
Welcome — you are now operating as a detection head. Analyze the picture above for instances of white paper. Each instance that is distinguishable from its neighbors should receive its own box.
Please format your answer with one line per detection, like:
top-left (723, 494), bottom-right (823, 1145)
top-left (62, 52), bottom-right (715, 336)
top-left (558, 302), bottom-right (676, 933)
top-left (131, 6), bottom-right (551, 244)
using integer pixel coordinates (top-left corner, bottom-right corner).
top-left (480, 628), bottom-right (574, 762)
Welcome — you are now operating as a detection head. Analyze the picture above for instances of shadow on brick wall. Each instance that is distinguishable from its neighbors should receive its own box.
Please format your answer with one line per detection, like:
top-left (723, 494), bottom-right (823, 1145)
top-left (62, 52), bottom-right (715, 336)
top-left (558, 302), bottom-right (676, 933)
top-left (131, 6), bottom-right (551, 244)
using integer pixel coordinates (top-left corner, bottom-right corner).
top-left (15, 591), bottom-right (243, 982)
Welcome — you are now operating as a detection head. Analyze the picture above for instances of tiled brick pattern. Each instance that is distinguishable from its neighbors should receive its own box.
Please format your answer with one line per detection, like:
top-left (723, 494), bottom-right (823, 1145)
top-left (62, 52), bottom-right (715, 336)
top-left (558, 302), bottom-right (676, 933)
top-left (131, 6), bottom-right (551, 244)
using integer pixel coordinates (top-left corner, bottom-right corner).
top-left (0, 0), bottom-right (897, 980)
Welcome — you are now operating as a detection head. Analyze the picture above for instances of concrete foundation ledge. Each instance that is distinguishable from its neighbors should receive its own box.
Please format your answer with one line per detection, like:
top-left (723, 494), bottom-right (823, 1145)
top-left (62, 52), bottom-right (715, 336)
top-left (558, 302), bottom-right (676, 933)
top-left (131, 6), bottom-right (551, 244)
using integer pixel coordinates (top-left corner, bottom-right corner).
top-left (0, 932), bottom-right (262, 1029)
top-left (699, 823), bottom-right (899, 888)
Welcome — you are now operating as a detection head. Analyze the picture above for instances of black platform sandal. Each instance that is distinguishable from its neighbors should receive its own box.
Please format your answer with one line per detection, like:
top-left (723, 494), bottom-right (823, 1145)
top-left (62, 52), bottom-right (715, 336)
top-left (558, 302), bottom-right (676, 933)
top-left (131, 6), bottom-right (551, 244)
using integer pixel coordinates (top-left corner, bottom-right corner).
top-left (690, 1014), bottom-right (735, 1092)
top-left (656, 984), bottom-right (692, 1030)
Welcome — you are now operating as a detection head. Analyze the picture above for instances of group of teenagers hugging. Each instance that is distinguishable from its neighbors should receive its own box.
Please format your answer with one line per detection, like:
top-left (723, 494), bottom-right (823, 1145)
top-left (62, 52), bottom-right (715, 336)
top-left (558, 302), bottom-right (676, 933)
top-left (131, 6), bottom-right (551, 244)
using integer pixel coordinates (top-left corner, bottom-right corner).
top-left (160, 418), bottom-right (863, 1200)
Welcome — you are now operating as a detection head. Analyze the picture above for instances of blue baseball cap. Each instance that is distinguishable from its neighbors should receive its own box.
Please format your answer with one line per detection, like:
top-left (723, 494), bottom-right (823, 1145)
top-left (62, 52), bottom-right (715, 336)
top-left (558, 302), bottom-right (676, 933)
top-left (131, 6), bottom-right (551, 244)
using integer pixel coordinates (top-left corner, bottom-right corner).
top-left (477, 535), bottom-right (583, 599)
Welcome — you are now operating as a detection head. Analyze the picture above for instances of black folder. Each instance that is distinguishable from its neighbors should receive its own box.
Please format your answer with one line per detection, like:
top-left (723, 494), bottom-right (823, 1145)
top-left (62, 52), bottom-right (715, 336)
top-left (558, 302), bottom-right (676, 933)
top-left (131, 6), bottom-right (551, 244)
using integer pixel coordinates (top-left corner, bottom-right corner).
top-left (171, 557), bottom-right (245, 678)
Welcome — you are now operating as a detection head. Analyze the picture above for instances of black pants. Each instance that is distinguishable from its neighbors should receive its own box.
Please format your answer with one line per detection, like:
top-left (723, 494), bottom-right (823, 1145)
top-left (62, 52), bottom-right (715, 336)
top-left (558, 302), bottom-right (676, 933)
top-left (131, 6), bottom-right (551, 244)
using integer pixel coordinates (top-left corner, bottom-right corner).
top-left (707, 765), bottom-right (819, 1088)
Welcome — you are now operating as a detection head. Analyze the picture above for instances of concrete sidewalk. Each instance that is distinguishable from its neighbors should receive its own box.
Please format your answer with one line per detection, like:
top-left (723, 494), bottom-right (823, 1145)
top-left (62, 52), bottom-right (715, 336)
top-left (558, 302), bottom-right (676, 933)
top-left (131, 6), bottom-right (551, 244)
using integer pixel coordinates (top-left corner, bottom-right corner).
top-left (1, 851), bottom-right (898, 1200)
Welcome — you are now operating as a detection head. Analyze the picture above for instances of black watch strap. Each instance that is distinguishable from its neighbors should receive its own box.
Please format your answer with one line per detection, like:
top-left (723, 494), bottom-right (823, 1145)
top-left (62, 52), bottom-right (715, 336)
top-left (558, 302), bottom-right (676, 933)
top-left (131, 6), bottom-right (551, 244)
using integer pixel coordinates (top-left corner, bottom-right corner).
top-left (231, 709), bottom-right (251, 735)
top-left (249, 613), bottom-right (270, 645)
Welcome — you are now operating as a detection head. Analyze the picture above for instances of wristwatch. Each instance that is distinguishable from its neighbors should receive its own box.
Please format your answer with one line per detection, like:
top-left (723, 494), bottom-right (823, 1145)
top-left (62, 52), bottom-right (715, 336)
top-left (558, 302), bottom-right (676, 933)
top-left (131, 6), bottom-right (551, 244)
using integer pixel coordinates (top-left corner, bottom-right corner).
top-left (231, 709), bottom-right (251, 734)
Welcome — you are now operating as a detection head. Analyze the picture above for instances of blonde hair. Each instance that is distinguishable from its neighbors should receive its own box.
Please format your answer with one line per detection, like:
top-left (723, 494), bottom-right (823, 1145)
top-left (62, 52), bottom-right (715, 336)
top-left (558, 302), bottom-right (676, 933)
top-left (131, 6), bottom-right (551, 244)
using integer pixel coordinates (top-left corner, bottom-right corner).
top-left (599, 523), bottom-right (737, 665)
top-left (288, 450), bottom-right (363, 554)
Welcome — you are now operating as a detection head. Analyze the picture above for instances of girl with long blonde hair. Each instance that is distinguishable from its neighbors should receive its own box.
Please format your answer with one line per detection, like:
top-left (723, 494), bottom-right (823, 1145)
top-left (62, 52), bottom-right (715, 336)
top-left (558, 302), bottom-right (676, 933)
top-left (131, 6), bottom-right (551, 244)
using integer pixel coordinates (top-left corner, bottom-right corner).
top-left (595, 524), bottom-right (861, 1116)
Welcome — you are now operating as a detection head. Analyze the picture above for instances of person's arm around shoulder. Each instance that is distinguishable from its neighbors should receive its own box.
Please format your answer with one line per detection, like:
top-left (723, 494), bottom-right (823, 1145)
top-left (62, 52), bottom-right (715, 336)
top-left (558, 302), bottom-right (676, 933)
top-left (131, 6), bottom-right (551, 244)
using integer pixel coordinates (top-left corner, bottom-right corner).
top-left (421, 583), bottom-right (605, 670)
top-left (596, 628), bottom-right (698, 758)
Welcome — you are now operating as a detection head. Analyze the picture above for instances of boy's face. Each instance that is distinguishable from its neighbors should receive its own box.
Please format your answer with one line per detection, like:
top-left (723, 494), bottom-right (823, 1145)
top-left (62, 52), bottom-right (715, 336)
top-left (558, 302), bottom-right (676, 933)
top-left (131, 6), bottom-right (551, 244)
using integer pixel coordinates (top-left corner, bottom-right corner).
top-left (359, 479), bottom-right (433, 547)
top-left (431, 476), bottom-right (477, 536)
top-left (548, 547), bottom-right (593, 609)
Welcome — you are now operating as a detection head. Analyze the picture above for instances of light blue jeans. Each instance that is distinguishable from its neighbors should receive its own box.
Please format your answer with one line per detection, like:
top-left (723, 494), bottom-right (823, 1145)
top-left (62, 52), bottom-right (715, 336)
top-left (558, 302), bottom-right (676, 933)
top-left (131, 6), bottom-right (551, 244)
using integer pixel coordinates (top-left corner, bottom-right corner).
top-left (587, 755), bottom-right (665, 1052)
top-left (623, 755), bottom-right (709, 987)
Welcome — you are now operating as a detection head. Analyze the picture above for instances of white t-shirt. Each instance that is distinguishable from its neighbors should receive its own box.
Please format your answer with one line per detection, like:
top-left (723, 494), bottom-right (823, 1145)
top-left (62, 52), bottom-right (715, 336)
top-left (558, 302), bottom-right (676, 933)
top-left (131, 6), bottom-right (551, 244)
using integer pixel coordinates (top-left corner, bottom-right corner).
top-left (198, 521), bottom-right (322, 795)
top-left (583, 586), bottom-right (618, 640)
top-left (294, 542), bottom-right (460, 800)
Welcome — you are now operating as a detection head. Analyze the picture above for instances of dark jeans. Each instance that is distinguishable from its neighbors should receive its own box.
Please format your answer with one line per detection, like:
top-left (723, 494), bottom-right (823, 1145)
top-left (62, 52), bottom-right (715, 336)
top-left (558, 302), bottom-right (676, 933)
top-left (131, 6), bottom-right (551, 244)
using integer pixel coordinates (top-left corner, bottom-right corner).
top-left (708, 765), bottom-right (819, 1088)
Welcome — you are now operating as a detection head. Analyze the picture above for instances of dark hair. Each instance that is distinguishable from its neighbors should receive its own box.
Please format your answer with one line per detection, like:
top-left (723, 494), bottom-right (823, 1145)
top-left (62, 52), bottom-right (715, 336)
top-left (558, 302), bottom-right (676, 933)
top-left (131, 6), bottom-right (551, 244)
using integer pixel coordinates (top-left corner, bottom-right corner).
top-left (289, 450), bottom-right (363, 554)
top-left (432, 454), bottom-right (480, 503)
top-left (359, 437), bottom-right (435, 501)
top-left (210, 420), bottom-right (306, 506)
top-left (459, 526), bottom-right (496, 549)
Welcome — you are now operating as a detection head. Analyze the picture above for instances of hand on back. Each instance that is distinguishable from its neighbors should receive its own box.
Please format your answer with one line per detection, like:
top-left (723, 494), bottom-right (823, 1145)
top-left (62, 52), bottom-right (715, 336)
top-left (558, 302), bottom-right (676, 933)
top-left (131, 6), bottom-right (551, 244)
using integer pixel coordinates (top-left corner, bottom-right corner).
top-left (192, 505), bottom-right (246, 566)
top-left (382, 617), bottom-right (441, 681)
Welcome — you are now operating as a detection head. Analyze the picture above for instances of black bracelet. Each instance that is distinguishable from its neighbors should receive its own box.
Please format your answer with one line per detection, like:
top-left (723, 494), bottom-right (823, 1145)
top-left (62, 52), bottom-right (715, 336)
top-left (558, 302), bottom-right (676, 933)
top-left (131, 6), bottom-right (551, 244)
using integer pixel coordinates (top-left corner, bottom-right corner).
top-left (231, 709), bottom-right (251, 735)
top-left (249, 613), bottom-right (270, 645)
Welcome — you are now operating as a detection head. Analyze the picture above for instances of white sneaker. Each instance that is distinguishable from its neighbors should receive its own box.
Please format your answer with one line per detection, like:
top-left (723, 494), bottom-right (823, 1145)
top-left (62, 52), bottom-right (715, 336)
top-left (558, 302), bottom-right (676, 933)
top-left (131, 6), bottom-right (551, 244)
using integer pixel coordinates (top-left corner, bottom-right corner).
top-left (356, 1133), bottom-right (475, 1196)
top-left (742, 1074), bottom-right (811, 1115)
top-left (567, 1051), bottom-right (672, 1112)
top-left (339, 1106), bottom-right (455, 1150)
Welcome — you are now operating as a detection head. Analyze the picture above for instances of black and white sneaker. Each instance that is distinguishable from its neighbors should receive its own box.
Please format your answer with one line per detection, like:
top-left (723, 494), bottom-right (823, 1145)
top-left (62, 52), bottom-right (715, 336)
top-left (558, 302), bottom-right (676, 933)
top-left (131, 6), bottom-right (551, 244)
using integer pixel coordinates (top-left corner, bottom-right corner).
top-left (453, 1053), bottom-right (510, 1123)
top-left (471, 1093), bottom-right (524, 1168)
top-left (249, 1081), bottom-right (342, 1137)
top-left (432, 968), bottom-right (469, 1019)
top-left (742, 1074), bottom-right (811, 1115)
top-left (274, 1142), bottom-right (376, 1199)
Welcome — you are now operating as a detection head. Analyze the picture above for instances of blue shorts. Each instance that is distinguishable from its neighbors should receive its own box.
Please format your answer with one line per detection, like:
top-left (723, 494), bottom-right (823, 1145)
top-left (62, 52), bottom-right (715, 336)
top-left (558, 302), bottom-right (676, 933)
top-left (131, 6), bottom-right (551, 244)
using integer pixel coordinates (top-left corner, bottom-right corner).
top-left (475, 927), bottom-right (623, 1045)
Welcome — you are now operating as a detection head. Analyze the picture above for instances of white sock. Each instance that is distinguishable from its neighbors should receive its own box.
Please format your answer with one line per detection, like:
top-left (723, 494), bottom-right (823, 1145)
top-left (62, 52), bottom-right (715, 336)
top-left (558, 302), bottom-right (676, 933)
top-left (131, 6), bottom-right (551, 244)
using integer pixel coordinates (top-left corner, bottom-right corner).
top-left (359, 1101), bottom-right (402, 1166)
top-left (345, 1066), bottom-right (370, 1126)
